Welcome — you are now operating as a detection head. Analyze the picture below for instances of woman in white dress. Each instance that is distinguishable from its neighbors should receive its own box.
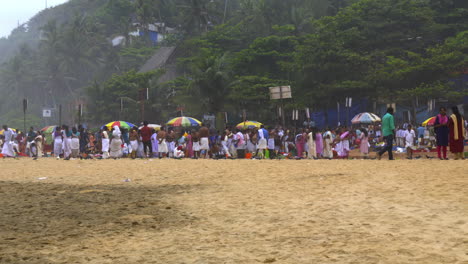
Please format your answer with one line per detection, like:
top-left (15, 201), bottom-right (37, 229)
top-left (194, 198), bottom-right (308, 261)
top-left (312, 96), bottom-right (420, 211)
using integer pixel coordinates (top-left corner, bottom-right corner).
top-left (62, 125), bottom-right (72, 160)
top-left (110, 126), bottom-right (123, 158)
top-left (71, 127), bottom-right (80, 158)
top-left (34, 133), bottom-right (43, 159)
top-left (129, 128), bottom-right (139, 159)
top-left (101, 127), bottom-right (110, 159)
top-left (1, 126), bottom-right (16, 157)
top-left (322, 131), bottom-right (333, 159)
top-left (307, 129), bottom-right (317, 159)
top-left (53, 126), bottom-right (63, 158)
top-left (221, 130), bottom-right (231, 157)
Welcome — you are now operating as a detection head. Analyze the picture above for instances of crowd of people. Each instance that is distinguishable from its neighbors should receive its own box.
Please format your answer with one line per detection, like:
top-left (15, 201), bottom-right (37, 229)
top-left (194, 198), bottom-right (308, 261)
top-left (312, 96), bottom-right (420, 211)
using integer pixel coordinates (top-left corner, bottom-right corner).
top-left (1, 106), bottom-right (466, 161)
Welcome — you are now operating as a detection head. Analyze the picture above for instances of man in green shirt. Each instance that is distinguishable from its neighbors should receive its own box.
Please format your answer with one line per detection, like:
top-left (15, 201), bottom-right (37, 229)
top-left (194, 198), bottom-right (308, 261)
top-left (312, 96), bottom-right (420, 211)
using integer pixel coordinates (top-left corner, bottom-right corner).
top-left (378, 107), bottom-right (395, 160)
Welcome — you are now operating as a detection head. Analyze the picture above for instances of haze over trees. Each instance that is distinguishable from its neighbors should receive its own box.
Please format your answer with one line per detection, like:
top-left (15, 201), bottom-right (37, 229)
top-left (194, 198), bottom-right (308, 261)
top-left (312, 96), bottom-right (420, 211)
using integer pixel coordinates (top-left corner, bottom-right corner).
top-left (0, 0), bottom-right (467, 128)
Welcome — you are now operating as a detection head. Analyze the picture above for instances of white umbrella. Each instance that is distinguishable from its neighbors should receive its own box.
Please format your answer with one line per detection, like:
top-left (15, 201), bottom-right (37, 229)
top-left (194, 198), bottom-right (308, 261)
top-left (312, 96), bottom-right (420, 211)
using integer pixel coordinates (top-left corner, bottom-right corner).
top-left (139, 124), bottom-right (161, 131)
top-left (351, 112), bottom-right (381, 124)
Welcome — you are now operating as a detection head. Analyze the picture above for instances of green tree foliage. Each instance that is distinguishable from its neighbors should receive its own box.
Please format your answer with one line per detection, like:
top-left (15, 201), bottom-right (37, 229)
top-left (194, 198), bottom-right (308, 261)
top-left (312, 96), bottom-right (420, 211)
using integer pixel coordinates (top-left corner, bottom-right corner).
top-left (85, 70), bottom-right (163, 124)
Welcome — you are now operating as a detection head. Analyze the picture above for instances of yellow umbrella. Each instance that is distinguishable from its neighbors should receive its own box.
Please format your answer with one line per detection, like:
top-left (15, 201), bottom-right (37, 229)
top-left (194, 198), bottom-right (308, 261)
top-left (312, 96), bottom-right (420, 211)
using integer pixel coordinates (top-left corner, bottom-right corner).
top-left (236, 121), bottom-right (263, 129)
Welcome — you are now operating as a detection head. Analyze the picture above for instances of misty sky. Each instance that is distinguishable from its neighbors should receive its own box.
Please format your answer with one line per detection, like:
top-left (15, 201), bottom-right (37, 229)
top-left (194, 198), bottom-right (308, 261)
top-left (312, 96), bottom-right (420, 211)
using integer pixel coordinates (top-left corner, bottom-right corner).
top-left (0, 0), bottom-right (69, 38)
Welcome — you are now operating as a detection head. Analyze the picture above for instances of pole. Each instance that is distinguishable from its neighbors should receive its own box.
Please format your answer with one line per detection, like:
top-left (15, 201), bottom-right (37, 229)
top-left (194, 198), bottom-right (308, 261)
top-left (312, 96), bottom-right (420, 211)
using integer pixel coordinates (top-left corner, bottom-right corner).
top-left (242, 109), bottom-right (246, 127)
top-left (280, 86), bottom-right (285, 127)
top-left (23, 99), bottom-right (27, 134)
top-left (59, 104), bottom-right (62, 125)
top-left (78, 104), bottom-right (82, 125)
top-left (346, 97), bottom-right (349, 128)
top-left (337, 102), bottom-right (340, 127)
top-left (141, 100), bottom-right (145, 122)
top-left (120, 98), bottom-right (123, 120)
top-left (223, 0), bottom-right (229, 24)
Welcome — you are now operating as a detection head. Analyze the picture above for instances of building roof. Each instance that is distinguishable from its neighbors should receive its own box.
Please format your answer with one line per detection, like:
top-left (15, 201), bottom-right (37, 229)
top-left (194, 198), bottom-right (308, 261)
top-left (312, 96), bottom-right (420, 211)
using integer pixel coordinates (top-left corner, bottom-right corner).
top-left (138, 46), bottom-right (176, 73)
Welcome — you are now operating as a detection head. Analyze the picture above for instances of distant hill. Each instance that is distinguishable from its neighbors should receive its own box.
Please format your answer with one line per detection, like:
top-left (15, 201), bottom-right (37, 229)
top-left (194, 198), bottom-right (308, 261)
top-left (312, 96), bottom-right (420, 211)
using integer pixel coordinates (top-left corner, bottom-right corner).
top-left (0, 0), bottom-right (110, 64)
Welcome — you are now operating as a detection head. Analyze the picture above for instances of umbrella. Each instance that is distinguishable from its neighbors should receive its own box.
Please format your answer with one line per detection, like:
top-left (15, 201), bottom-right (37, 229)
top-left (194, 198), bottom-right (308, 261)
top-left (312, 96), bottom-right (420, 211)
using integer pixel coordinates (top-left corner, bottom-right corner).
top-left (422, 117), bottom-right (436, 127)
top-left (236, 121), bottom-right (263, 129)
top-left (340, 131), bottom-right (350, 139)
top-left (0, 128), bottom-right (17, 135)
top-left (41, 126), bottom-right (57, 134)
top-left (139, 124), bottom-right (161, 131)
top-left (102, 121), bottom-right (137, 130)
top-left (351, 112), bottom-right (381, 124)
top-left (166, 117), bottom-right (202, 127)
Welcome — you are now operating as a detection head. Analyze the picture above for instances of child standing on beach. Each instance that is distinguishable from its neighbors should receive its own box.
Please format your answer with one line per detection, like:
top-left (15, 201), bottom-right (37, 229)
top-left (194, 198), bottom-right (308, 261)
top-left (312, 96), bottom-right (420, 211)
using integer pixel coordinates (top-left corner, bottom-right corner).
top-left (322, 132), bottom-right (333, 159)
top-left (404, 125), bottom-right (416, 159)
top-left (359, 128), bottom-right (369, 158)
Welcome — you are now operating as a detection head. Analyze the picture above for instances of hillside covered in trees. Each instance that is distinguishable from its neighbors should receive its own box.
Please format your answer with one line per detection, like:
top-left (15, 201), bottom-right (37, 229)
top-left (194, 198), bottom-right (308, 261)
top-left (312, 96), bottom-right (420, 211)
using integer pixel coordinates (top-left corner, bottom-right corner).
top-left (0, 0), bottom-right (467, 128)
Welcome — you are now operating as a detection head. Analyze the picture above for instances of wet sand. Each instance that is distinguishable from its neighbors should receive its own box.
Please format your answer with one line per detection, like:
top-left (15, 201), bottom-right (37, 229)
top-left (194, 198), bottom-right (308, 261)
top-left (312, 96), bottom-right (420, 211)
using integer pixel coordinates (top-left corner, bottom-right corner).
top-left (0, 158), bottom-right (467, 263)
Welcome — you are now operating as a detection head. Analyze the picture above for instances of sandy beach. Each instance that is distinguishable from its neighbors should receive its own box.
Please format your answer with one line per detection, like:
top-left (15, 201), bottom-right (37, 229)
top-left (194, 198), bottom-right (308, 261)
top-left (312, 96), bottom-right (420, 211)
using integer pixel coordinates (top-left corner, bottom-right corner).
top-left (0, 158), bottom-right (467, 264)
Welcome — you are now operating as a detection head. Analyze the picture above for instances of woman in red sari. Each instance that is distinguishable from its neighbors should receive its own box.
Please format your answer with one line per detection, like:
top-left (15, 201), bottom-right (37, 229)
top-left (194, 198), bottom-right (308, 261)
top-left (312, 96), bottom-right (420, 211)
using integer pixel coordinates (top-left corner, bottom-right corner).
top-left (448, 106), bottom-right (466, 160)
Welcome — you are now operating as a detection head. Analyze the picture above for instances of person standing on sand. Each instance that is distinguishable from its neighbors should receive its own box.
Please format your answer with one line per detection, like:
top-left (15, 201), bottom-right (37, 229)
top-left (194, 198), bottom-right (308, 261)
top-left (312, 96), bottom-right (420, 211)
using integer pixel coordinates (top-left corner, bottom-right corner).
top-left (315, 130), bottom-right (323, 158)
top-left (233, 128), bottom-right (245, 158)
top-left (109, 126), bottom-right (123, 159)
top-left (129, 127), bottom-right (139, 159)
top-left (140, 121), bottom-right (152, 158)
top-left (359, 128), bottom-right (369, 158)
top-left (256, 125), bottom-right (268, 158)
top-left (378, 107), bottom-right (395, 160)
top-left (434, 107), bottom-right (449, 160)
top-left (1, 125), bottom-right (16, 157)
top-left (26, 127), bottom-right (37, 157)
top-left (101, 127), bottom-right (110, 159)
top-left (34, 132), bottom-right (44, 159)
top-left (157, 127), bottom-right (168, 158)
top-left (192, 130), bottom-right (201, 158)
top-left (70, 127), bottom-right (80, 158)
top-left (185, 130), bottom-right (193, 158)
top-left (322, 131), bottom-right (333, 159)
top-left (53, 126), bottom-right (63, 158)
top-left (150, 129), bottom-right (159, 158)
top-left (199, 125), bottom-right (210, 159)
top-left (62, 125), bottom-right (72, 160)
top-left (295, 129), bottom-right (306, 158)
top-left (307, 128), bottom-right (317, 159)
top-left (448, 106), bottom-right (466, 160)
top-left (403, 125), bottom-right (416, 160)
top-left (78, 125), bottom-right (89, 155)
top-left (267, 129), bottom-right (276, 159)
top-left (167, 130), bottom-right (176, 158)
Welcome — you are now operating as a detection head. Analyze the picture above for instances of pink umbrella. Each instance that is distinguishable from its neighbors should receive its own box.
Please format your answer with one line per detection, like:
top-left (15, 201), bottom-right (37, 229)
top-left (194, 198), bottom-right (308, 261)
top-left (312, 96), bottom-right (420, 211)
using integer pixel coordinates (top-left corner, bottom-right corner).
top-left (340, 131), bottom-right (350, 139)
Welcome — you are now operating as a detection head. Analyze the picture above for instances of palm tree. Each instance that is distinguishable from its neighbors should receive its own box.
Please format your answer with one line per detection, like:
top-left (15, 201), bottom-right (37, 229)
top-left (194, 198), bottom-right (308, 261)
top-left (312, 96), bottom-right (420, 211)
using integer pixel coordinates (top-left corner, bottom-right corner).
top-left (189, 53), bottom-right (233, 113)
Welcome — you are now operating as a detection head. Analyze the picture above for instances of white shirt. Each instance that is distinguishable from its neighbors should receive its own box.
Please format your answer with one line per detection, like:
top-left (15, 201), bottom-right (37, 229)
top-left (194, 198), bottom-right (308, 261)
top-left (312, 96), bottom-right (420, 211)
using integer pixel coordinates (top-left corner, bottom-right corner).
top-left (4, 129), bottom-right (13, 142)
top-left (404, 130), bottom-right (415, 145)
top-left (258, 129), bottom-right (265, 139)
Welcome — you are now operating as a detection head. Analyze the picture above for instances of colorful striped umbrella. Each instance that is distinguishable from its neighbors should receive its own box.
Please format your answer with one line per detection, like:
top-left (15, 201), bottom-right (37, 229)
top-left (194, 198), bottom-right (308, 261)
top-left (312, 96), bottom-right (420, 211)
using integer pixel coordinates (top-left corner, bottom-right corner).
top-left (41, 126), bottom-right (57, 134)
top-left (102, 121), bottom-right (137, 130)
top-left (236, 121), bottom-right (263, 129)
top-left (351, 112), bottom-right (381, 124)
top-left (166, 117), bottom-right (202, 127)
top-left (422, 116), bottom-right (436, 127)
top-left (139, 124), bottom-right (161, 131)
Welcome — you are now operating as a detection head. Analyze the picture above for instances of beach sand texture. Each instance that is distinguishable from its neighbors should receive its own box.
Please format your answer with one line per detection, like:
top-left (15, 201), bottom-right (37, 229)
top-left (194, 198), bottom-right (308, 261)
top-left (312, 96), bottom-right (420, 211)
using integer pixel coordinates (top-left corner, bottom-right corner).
top-left (0, 159), bottom-right (467, 264)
